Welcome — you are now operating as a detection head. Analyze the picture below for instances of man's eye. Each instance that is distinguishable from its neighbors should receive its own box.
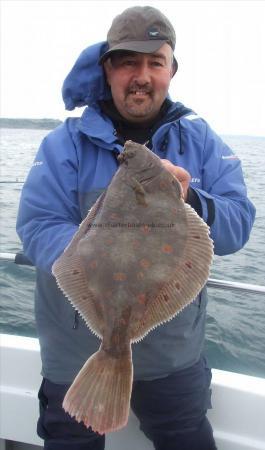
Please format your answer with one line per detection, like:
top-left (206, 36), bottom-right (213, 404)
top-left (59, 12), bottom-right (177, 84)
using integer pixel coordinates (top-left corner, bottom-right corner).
top-left (151, 61), bottom-right (163, 67)
top-left (123, 60), bottom-right (136, 66)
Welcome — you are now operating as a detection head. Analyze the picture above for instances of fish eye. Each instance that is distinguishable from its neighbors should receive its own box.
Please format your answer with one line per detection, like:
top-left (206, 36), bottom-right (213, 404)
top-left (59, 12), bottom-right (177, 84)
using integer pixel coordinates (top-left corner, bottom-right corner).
top-left (127, 150), bottom-right (136, 159)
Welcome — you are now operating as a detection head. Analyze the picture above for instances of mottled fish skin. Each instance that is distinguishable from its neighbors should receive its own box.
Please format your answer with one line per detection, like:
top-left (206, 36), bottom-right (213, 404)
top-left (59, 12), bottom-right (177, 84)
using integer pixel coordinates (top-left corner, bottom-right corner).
top-left (52, 140), bottom-right (213, 434)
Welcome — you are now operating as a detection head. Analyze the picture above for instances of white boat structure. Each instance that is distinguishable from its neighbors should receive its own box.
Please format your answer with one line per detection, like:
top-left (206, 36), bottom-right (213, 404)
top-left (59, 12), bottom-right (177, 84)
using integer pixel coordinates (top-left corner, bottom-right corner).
top-left (0, 252), bottom-right (265, 450)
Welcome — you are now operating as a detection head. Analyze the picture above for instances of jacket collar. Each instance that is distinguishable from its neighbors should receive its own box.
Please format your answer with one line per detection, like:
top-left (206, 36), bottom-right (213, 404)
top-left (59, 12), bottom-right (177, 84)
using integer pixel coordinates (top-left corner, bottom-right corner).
top-left (77, 100), bottom-right (192, 154)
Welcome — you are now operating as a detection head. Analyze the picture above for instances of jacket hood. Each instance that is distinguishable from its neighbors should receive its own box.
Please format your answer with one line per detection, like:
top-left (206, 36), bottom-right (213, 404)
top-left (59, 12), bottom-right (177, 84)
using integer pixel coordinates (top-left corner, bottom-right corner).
top-left (62, 42), bottom-right (112, 111)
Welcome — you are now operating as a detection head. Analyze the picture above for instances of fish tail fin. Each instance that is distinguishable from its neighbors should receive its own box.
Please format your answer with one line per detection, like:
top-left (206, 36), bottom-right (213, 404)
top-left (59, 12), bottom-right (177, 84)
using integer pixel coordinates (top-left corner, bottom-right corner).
top-left (63, 345), bottom-right (133, 434)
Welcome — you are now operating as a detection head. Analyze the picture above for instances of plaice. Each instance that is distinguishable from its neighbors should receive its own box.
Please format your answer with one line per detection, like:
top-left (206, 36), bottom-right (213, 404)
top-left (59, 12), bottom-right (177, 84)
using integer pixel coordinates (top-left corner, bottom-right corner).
top-left (52, 140), bottom-right (213, 434)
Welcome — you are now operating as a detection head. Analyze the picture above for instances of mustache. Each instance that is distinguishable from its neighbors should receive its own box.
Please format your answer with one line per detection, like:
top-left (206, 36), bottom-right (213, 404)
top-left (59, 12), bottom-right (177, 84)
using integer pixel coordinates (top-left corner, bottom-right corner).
top-left (127, 83), bottom-right (153, 95)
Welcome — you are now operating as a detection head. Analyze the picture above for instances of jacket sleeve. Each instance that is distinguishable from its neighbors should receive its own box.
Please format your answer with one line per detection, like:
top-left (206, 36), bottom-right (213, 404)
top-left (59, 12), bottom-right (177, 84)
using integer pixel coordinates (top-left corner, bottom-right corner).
top-left (16, 121), bottom-right (81, 273)
top-left (192, 123), bottom-right (256, 256)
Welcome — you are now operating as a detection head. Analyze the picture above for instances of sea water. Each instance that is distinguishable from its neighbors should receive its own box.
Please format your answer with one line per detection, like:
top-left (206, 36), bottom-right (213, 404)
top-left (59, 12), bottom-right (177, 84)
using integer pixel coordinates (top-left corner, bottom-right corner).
top-left (0, 127), bottom-right (264, 378)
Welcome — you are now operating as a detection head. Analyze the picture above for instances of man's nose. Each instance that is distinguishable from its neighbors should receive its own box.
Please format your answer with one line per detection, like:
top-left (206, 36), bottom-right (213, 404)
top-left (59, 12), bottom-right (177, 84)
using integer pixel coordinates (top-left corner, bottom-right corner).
top-left (132, 61), bottom-right (151, 84)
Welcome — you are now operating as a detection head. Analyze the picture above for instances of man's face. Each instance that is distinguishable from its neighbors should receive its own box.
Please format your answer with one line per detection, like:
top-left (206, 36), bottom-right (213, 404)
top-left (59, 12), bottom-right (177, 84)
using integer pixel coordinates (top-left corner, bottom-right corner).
top-left (104, 43), bottom-right (174, 124)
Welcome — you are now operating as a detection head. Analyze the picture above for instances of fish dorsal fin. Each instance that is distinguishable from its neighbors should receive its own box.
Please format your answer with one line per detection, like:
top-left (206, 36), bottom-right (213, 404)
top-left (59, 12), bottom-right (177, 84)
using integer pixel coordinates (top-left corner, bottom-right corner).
top-left (52, 192), bottom-right (106, 338)
top-left (130, 203), bottom-right (213, 342)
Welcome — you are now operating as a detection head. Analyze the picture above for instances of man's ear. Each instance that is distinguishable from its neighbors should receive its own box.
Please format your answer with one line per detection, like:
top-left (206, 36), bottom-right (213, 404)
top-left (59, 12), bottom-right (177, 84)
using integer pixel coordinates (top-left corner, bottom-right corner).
top-left (171, 59), bottom-right (178, 78)
top-left (103, 60), bottom-right (112, 86)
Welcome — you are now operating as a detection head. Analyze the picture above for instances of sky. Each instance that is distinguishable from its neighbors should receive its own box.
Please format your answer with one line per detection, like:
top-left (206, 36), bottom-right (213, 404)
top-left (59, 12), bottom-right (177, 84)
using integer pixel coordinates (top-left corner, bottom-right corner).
top-left (1, 0), bottom-right (265, 136)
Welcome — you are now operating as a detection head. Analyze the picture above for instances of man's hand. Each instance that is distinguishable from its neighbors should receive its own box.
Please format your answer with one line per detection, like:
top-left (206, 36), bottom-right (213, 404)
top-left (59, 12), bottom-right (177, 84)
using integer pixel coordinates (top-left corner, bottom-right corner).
top-left (160, 159), bottom-right (191, 201)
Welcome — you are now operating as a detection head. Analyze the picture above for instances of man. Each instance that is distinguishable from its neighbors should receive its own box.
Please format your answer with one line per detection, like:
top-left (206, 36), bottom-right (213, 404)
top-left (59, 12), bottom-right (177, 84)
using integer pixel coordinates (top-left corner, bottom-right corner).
top-left (16, 6), bottom-right (255, 450)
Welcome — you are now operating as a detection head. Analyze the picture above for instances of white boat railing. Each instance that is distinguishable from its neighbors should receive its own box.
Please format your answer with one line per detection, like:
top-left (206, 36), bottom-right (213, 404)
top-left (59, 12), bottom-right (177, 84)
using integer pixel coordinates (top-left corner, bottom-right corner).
top-left (1, 251), bottom-right (265, 294)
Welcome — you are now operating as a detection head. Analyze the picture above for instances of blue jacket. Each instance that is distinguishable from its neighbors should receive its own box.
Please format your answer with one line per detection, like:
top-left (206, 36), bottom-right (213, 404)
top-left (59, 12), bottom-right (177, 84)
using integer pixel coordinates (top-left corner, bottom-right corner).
top-left (16, 42), bottom-right (255, 383)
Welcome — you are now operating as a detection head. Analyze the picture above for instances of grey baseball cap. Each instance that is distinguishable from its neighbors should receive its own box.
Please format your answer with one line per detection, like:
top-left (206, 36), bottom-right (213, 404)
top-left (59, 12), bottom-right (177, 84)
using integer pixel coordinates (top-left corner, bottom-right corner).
top-left (99, 6), bottom-right (178, 72)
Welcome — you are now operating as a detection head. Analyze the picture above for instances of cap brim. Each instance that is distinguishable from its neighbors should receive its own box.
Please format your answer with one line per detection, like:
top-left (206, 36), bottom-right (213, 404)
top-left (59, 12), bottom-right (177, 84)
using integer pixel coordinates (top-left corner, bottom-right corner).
top-left (98, 40), bottom-right (168, 64)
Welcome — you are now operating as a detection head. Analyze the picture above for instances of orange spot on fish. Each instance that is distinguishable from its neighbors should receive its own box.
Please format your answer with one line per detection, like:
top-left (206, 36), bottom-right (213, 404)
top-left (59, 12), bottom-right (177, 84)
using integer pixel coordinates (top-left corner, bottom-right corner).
top-left (110, 213), bottom-right (120, 221)
top-left (159, 180), bottom-right (168, 190)
top-left (137, 271), bottom-right (145, 280)
top-left (163, 294), bottom-right (169, 302)
top-left (137, 293), bottom-right (147, 305)
top-left (185, 261), bottom-right (192, 269)
top-left (113, 272), bottom-right (127, 281)
top-left (132, 240), bottom-right (141, 249)
top-left (104, 289), bottom-right (113, 299)
top-left (193, 235), bottom-right (201, 239)
top-left (162, 244), bottom-right (173, 254)
top-left (88, 260), bottom-right (98, 269)
top-left (175, 282), bottom-right (181, 290)
top-left (119, 317), bottom-right (127, 326)
top-left (112, 334), bottom-right (120, 346)
top-left (141, 225), bottom-right (151, 234)
top-left (140, 259), bottom-right (151, 269)
top-left (105, 238), bottom-right (114, 246)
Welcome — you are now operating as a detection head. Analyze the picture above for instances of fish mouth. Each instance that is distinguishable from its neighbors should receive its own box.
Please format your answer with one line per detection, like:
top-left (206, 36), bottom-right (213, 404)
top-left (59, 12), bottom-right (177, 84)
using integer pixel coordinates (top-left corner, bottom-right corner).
top-left (118, 150), bottom-right (136, 165)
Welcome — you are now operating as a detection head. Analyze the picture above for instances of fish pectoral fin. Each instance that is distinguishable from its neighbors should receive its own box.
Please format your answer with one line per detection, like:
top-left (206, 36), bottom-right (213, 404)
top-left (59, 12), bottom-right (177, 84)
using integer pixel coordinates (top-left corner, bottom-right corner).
top-left (130, 177), bottom-right (148, 206)
top-left (52, 191), bottom-right (108, 337)
top-left (52, 253), bottom-right (104, 338)
top-left (63, 344), bottom-right (133, 434)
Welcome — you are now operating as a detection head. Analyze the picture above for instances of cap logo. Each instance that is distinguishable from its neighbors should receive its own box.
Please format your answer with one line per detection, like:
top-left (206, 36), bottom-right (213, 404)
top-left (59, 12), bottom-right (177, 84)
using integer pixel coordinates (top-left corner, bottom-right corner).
top-left (148, 27), bottom-right (160, 38)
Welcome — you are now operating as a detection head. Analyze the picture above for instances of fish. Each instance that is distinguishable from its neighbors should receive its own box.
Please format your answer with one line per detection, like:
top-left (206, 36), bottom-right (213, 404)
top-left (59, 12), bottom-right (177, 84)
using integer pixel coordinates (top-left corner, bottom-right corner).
top-left (52, 140), bottom-right (213, 434)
